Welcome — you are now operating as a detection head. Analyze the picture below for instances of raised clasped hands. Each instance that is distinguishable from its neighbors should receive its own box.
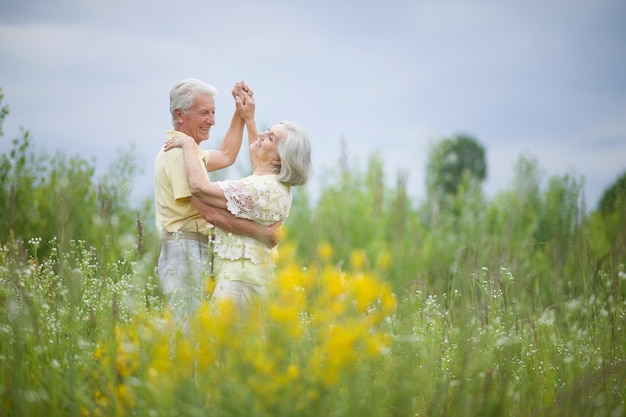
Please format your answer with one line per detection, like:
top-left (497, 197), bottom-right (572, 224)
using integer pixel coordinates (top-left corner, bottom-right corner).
top-left (232, 80), bottom-right (253, 102)
top-left (232, 80), bottom-right (255, 122)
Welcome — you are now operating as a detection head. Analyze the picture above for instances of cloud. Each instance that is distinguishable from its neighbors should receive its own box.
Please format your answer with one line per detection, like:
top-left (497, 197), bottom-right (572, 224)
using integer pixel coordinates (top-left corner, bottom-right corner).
top-left (1, 0), bottom-right (625, 209)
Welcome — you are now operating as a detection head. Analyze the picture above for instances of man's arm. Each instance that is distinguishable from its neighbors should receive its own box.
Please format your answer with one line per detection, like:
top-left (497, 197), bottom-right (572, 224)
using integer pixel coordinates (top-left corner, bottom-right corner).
top-left (205, 82), bottom-right (252, 171)
top-left (192, 196), bottom-right (281, 248)
top-left (205, 111), bottom-right (244, 171)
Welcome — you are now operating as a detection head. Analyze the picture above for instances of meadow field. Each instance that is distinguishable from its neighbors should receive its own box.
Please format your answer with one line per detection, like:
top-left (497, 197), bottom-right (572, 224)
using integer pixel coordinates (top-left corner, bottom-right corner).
top-left (1, 119), bottom-right (625, 416)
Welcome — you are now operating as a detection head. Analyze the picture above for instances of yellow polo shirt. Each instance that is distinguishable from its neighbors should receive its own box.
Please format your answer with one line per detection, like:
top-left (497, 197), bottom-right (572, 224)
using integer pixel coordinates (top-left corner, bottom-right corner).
top-left (154, 130), bottom-right (210, 234)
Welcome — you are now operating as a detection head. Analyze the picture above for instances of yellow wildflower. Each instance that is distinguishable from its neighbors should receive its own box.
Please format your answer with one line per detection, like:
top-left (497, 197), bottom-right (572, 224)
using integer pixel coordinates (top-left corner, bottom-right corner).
top-left (286, 363), bottom-right (299, 380)
top-left (350, 248), bottom-right (367, 271)
top-left (376, 250), bottom-right (392, 270)
top-left (317, 241), bottom-right (334, 261)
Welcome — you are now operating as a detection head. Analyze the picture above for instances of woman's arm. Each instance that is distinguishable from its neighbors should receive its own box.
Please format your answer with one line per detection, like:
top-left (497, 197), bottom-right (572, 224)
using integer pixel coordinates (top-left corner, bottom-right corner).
top-left (163, 136), bottom-right (227, 210)
top-left (242, 105), bottom-right (259, 147)
top-left (165, 137), bottom-right (282, 248)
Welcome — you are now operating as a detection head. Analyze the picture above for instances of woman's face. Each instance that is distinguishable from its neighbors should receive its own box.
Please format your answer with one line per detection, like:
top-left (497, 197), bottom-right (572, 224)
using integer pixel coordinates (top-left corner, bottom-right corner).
top-left (252, 123), bottom-right (287, 164)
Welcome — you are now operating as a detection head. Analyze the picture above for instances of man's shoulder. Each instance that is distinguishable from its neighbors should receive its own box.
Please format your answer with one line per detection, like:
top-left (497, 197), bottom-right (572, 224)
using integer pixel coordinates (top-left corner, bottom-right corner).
top-left (155, 147), bottom-right (182, 164)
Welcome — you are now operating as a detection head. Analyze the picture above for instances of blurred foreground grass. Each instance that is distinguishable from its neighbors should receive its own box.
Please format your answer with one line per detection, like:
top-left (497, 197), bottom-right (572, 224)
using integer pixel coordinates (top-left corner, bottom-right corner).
top-left (1, 230), bottom-right (623, 417)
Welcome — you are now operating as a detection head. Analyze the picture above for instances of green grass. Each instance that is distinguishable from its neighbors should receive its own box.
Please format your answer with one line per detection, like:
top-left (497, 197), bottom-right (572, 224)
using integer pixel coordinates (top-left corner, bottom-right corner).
top-left (1, 108), bottom-right (624, 415)
top-left (1, 227), bottom-right (624, 416)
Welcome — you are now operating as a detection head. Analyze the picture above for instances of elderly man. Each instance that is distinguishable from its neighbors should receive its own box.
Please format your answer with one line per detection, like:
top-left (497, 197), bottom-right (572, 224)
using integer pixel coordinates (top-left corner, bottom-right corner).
top-left (154, 78), bottom-right (278, 323)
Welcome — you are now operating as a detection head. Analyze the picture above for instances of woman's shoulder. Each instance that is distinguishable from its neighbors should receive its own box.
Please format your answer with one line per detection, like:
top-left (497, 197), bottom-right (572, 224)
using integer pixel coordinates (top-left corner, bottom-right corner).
top-left (225, 175), bottom-right (290, 196)
top-left (266, 175), bottom-right (291, 192)
top-left (251, 174), bottom-right (287, 186)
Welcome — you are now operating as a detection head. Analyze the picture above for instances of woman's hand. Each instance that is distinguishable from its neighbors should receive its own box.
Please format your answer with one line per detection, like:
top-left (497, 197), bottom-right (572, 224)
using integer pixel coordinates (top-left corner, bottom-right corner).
top-left (236, 90), bottom-right (255, 122)
top-left (163, 135), bottom-right (192, 152)
top-left (232, 81), bottom-right (253, 103)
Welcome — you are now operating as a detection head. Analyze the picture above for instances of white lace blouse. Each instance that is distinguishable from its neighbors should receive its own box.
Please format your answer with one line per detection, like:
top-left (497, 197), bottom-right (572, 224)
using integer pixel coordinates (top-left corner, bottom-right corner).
top-left (213, 174), bottom-right (291, 264)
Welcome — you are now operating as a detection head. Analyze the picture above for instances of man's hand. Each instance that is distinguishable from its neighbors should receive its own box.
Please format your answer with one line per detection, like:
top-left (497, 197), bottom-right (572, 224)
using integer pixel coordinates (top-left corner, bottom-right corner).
top-left (193, 197), bottom-right (282, 249)
top-left (232, 81), bottom-right (255, 123)
top-left (232, 81), bottom-right (253, 104)
top-left (235, 91), bottom-right (255, 123)
top-left (261, 221), bottom-right (283, 249)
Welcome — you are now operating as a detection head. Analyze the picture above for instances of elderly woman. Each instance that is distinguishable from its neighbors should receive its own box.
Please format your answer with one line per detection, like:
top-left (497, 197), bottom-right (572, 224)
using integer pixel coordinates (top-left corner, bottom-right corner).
top-left (163, 92), bottom-right (311, 316)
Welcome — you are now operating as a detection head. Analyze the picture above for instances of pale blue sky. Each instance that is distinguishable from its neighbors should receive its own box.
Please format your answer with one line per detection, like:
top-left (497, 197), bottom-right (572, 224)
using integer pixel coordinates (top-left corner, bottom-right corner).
top-left (1, 0), bottom-right (625, 209)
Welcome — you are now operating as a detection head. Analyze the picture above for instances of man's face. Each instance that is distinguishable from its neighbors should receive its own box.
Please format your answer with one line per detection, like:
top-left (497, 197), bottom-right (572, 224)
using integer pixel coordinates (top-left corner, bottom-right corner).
top-left (176, 94), bottom-right (216, 144)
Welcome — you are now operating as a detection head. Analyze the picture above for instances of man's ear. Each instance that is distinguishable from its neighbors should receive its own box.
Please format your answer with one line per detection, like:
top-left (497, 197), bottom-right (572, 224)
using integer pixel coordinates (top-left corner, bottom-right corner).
top-left (174, 108), bottom-right (184, 123)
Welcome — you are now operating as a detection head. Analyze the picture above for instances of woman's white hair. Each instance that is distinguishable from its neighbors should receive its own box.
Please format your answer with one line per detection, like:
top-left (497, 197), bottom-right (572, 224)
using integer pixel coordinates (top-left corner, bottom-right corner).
top-left (276, 121), bottom-right (312, 186)
top-left (169, 79), bottom-right (218, 126)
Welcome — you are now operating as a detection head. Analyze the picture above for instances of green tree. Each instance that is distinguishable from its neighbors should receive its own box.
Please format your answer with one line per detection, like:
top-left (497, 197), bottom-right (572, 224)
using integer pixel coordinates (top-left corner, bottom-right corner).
top-left (590, 170), bottom-right (626, 264)
top-left (426, 134), bottom-right (487, 197)
top-left (0, 89), bottom-right (8, 135)
top-left (598, 170), bottom-right (626, 216)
